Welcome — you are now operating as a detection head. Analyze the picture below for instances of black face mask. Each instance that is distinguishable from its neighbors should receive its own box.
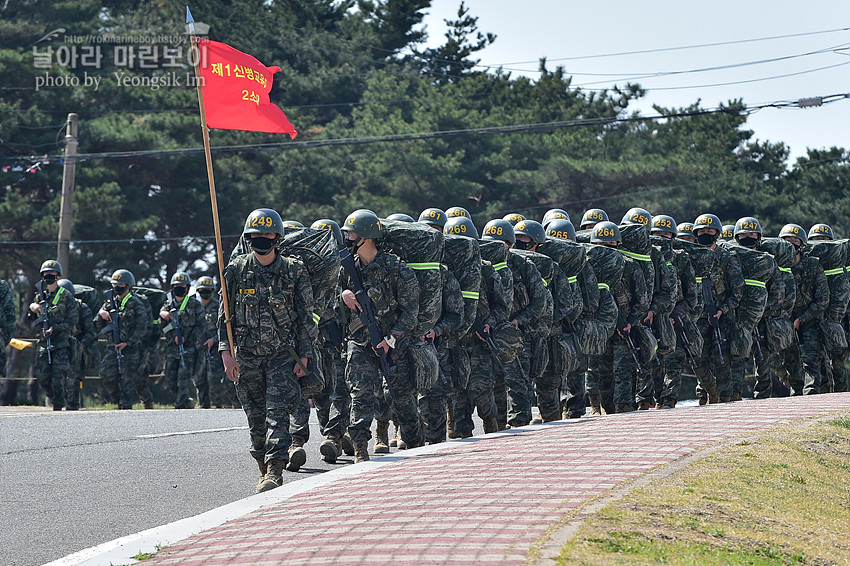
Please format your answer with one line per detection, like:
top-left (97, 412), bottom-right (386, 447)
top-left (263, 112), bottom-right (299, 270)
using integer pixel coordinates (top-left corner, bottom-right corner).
top-left (697, 233), bottom-right (716, 246)
top-left (344, 237), bottom-right (364, 253)
top-left (513, 239), bottom-right (531, 250)
top-left (737, 236), bottom-right (759, 249)
top-left (42, 274), bottom-right (58, 284)
top-left (198, 289), bottom-right (213, 300)
top-left (249, 236), bottom-right (275, 255)
top-left (112, 285), bottom-right (127, 295)
top-left (172, 286), bottom-right (188, 298)
top-left (793, 242), bottom-right (803, 253)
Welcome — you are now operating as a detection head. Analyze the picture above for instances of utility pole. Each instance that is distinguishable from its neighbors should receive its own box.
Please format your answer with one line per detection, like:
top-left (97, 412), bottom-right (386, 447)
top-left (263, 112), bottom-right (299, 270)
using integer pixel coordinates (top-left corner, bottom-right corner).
top-left (57, 113), bottom-right (78, 273)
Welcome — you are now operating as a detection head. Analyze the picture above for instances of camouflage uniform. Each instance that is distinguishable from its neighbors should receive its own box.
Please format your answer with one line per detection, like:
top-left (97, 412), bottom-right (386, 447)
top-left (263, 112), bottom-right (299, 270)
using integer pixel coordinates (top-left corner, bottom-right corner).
top-left (1, 280), bottom-right (16, 382)
top-left (95, 291), bottom-right (148, 409)
top-left (499, 253), bottom-right (551, 427)
top-left (562, 261), bottom-right (599, 418)
top-left (315, 307), bottom-right (351, 441)
top-left (586, 253), bottom-right (649, 411)
top-left (198, 295), bottom-right (237, 408)
top-left (29, 285), bottom-right (78, 409)
top-left (161, 293), bottom-right (206, 409)
top-left (341, 251), bottom-right (422, 447)
top-left (781, 255), bottom-right (829, 395)
top-left (694, 246), bottom-right (744, 402)
top-left (750, 260), bottom-right (787, 398)
top-left (67, 300), bottom-right (96, 410)
top-left (421, 265), bottom-right (464, 442)
top-left (219, 252), bottom-right (318, 466)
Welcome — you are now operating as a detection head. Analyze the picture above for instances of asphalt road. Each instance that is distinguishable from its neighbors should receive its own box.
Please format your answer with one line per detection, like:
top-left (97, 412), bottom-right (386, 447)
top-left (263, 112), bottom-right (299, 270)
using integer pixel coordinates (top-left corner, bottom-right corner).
top-left (0, 406), bottom-right (353, 566)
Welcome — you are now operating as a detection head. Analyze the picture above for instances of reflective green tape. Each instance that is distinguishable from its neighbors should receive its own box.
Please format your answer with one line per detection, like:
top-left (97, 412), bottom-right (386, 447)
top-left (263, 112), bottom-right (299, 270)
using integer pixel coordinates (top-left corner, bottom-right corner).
top-left (778, 267), bottom-right (792, 273)
top-left (542, 278), bottom-right (548, 287)
top-left (568, 276), bottom-right (578, 284)
top-left (120, 294), bottom-right (131, 310)
top-left (407, 262), bottom-right (441, 270)
top-left (312, 312), bottom-right (321, 325)
top-left (52, 287), bottom-right (65, 305)
top-left (744, 279), bottom-right (766, 288)
top-left (461, 291), bottom-right (480, 300)
top-left (598, 283), bottom-right (610, 291)
top-left (618, 249), bottom-right (652, 262)
top-left (179, 294), bottom-right (190, 312)
top-left (493, 262), bottom-right (508, 271)
top-left (695, 277), bottom-right (703, 284)
top-left (824, 267), bottom-right (845, 277)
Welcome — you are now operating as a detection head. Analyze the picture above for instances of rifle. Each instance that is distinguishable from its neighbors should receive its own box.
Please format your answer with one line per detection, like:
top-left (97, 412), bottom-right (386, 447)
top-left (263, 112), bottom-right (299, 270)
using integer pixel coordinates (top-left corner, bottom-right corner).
top-left (319, 319), bottom-right (344, 352)
top-left (673, 315), bottom-right (698, 369)
top-left (701, 278), bottom-right (726, 365)
top-left (33, 281), bottom-right (54, 365)
top-left (162, 293), bottom-right (187, 368)
top-left (471, 314), bottom-right (510, 376)
top-left (616, 312), bottom-right (642, 372)
top-left (753, 323), bottom-right (766, 363)
top-left (339, 248), bottom-right (396, 393)
top-left (98, 289), bottom-right (123, 374)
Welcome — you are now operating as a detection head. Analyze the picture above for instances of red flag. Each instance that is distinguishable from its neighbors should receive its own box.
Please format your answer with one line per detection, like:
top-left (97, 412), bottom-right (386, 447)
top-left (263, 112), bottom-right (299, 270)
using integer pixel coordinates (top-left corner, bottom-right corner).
top-left (198, 39), bottom-right (297, 138)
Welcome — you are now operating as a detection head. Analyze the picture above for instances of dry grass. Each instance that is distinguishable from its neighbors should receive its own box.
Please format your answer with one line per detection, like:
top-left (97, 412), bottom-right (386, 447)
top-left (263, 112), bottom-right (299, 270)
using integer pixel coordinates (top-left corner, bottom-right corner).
top-left (555, 414), bottom-right (850, 565)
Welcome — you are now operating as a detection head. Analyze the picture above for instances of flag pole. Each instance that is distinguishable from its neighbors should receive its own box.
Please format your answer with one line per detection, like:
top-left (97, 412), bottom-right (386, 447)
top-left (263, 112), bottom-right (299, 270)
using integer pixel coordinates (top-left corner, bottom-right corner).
top-left (187, 6), bottom-right (237, 377)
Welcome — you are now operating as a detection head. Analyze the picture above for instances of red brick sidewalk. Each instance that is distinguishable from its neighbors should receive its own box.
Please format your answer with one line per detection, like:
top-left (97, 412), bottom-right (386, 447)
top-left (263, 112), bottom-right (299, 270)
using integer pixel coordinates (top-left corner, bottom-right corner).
top-left (135, 394), bottom-right (850, 565)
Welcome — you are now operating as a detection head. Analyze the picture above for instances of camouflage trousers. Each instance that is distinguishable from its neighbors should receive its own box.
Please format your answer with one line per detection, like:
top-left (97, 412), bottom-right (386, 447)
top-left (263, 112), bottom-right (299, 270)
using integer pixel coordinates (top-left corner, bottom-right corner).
top-left (191, 348), bottom-right (212, 409)
top-left (635, 364), bottom-right (655, 405)
top-left (34, 344), bottom-right (71, 409)
top-left (419, 343), bottom-right (451, 443)
top-left (770, 322), bottom-right (822, 395)
top-left (454, 341), bottom-right (499, 435)
top-left (291, 346), bottom-right (350, 443)
top-left (560, 361), bottom-right (587, 419)
top-left (201, 347), bottom-right (239, 408)
top-left (345, 340), bottom-right (422, 446)
top-left (163, 348), bottom-right (197, 409)
top-left (821, 348), bottom-right (849, 394)
top-left (494, 340), bottom-right (533, 428)
top-left (100, 344), bottom-right (142, 409)
top-left (586, 337), bottom-right (638, 411)
top-left (235, 351), bottom-right (301, 464)
top-left (655, 347), bottom-right (687, 403)
top-left (694, 317), bottom-right (734, 401)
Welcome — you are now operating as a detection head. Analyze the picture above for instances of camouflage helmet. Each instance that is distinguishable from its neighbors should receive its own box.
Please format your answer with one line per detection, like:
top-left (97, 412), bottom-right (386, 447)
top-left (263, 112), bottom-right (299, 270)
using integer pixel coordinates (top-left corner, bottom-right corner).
top-left (719, 225), bottom-right (735, 242)
top-left (503, 213), bottom-right (526, 226)
top-left (418, 208), bottom-right (447, 228)
top-left (693, 214), bottom-right (723, 234)
top-left (57, 278), bottom-right (75, 296)
top-left (482, 219), bottom-right (516, 244)
top-left (196, 276), bottom-right (215, 289)
top-left (779, 223), bottom-right (807, 245)
top-left (734, 217), bottom-right (762, 237)
top-left (444, 216), bottom-right (479, 238)
top-left (580, 208), bottom-right (608, 229)
top-left (590, 221), bottom-right (621, 244)
top-left (39, 259), bottom-right (63, 276)
top-left (808, 223), bottom-right (834, 241)
top-left (677, 222), bottom-right (695, 238)
top-left (170, 272), bottom-right (191, 287)
top-left (282, 219), bottom-right (303, 228)
top-left (342, 209), bottom-right (384, 240)
top-left (311, 219), bottom-right (344, 247)
top-left (110, 269), bottom-right (136, 287)
top-left (244, 208), bottom-right (285, 236)
top-left (514, 220), bottom-right (547, 244)
top-left (542, 209), bottom-right (569, 226)
top-left (445, 206), bottom-right (470, 219)
top-left (545, 218), bottom-right (577, 241)
top-left (620, 207), bottom-right (652, 228)
top-left (386, 213), bottom-right (415, 223)
top-left (650, 215), bottom-right (677, 235)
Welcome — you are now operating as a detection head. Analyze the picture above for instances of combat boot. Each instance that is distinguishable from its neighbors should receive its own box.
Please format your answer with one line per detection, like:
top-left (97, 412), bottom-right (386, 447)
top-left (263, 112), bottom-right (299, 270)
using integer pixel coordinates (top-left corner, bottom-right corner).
top-left (286, 439), bottom-right (307, 472)
top-left (389, 421), bottom-right (400, 447)
top-left (657, 397), bottom-right (675, 410)
top-left (589, 394), bottom-right (604, 416)
top-left (257, 459), bottom-right (285, 492)
top-left (341, 433), bottom-right (355, 456)
top-left (319, 436), bottom-right (341, 464)
top-left (254, 458), bottom-right (268, 491)
top-left (353, 439), bottom-right (370, 463)
top-left (615, 403), bottom-right (634, 413)
top-left (483, 418), bottom-right (500, 434)
top-left (446, 404), bottom-right (456, 438)
top-left (636, 400), bottom-right (651, 411)
top-left (718, 395), bottom-right (732, 403)
top-left (698, 395), bottom-right (708, 405)
top-left (732, 391), bottom-right (742, 402)
top-left (374, 421), bottom-right (390, 454)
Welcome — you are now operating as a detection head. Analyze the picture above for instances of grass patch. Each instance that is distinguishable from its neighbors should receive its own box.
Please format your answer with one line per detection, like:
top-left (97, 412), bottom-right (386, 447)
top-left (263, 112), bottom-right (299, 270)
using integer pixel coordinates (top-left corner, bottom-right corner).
top-left (556, 412), bottom-right (850, 565)
top-left (131, 544), bottom-right (165, 561)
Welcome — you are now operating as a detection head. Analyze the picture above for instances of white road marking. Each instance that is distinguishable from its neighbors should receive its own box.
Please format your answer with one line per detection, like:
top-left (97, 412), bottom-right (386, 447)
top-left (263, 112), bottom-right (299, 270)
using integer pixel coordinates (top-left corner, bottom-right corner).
top-left (135, 426), bottom-right (247, 439)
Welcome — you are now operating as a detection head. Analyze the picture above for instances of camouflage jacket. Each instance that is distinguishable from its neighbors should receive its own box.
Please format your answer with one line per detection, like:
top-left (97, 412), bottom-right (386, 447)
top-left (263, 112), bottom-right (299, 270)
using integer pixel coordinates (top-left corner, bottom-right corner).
top-left (74, 300), bottom-right (97, 349)
top-left (646, 239), bottom-right (679, 316)
top-left (0, 279), bottom-right (15, 345)
top-left (479, 260), bottom-right (512, 331)
top-left (160, 293), bottom-right (206, 356)
top-left (431, 265), bottom-right (464, 346)
top-left (611, 255), bottom-right (650, 328)
top-left (198, 295), bottom-right (219, 347)
top-left (94, 291), bottom-right (147, 347)
top-left (340, 250), bottom-right (419, 347)
top-left (671, 249), bottom-right (701, 323)
top-left (791, 255), bottom-right (829, 325)
top-left (28, 284), bottom-right (78, 349)
top-left (705, 245), bottom-right (745, 317)
top-left (512, 249), bottom-right (574, 332)
top-left (219, 252), bottom-right (318, 359)
top-left (507, 252), bottom-right (553, 332)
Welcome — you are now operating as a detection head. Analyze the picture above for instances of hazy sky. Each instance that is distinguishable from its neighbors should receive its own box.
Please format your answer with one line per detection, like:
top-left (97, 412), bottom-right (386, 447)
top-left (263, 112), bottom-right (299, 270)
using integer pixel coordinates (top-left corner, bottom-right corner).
top-left (421, 0), bottom-right (850, 161)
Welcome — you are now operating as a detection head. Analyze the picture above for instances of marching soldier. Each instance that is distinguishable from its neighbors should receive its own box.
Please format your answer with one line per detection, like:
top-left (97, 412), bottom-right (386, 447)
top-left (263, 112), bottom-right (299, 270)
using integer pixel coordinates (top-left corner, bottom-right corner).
top-left (219, 209), bottom-right (318, 491)
top-left (0, 279), bottom-right (15, 404)
top-left (58, 279), bottom-right (96, 410)
top-left (418, 208), bottom-right (447, 232)
top-left (160, 272), bottom-right (205, 409)
top-left (95, 269), bottom-right (147, 409)
top-left (28, 260), bottom-right (78, 410)
top-left (196, 276), bottom-right (237, 408)
top-left (580, 209), bottom-right (608, 230)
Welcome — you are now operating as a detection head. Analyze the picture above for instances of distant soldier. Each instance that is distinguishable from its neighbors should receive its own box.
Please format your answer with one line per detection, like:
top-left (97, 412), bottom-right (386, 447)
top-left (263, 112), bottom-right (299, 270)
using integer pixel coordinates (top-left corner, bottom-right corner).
top-left (580, 209), bottom-right (608, 230)
top-left (0, 279), bottom-right (17, 404)
top-left (28, 260), bottom-right (78, 410)
top-left (676, 222), bottom-right (697, 244)
top-left (160, 272), bottom-right (205, 409)
top-left (95, 269), bottom-right (148, 409)
top-left (219, 209), bottom-right (318, 491)
top-left (418, 208), bottom-right (447, 232)
top-left (718, 225), bottom-right (735, 243)
top-left (779, 224), bottom-right (829, 395)
top-left (340, 210), bottom-right (422, 462)
top-left (58, 279), bottom-right (96, 410)
top-left (196, 276), bottom-right (237, 408)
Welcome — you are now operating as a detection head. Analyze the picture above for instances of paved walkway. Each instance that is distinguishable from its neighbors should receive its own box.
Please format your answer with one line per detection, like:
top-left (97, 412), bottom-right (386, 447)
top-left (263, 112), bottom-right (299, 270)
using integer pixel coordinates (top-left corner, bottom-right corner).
top-left (60, 394), bottom-right (850, 566)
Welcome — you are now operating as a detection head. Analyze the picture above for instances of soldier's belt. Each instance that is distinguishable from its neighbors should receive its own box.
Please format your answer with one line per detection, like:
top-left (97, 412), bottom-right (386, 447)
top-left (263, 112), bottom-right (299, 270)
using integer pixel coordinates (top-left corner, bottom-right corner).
top-left (349, 318), bottom-right (365, 333)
